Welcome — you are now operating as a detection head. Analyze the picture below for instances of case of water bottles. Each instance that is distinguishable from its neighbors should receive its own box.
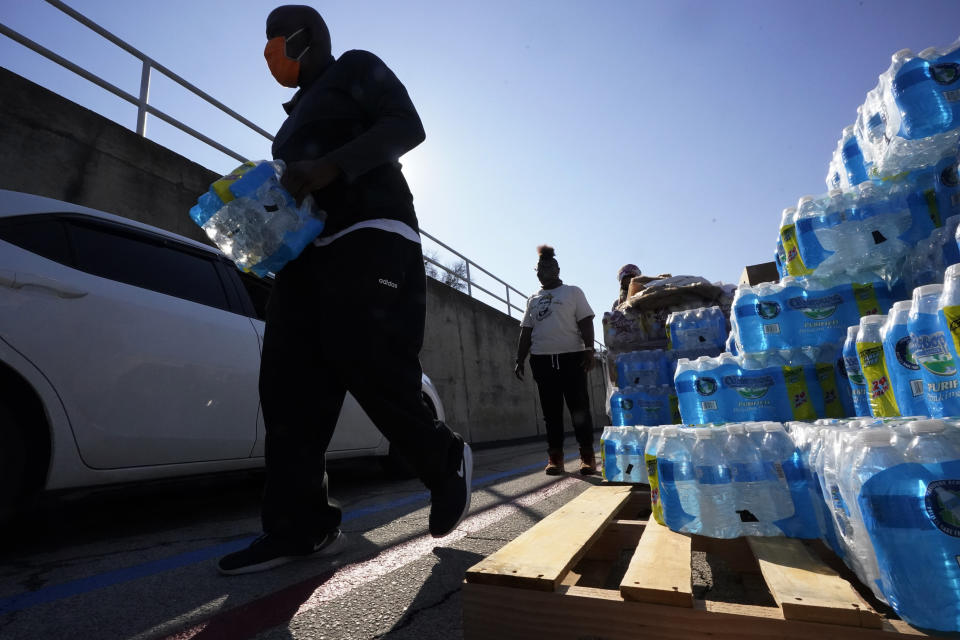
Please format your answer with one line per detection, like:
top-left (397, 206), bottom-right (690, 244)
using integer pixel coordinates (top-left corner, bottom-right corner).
top-left (665, 306), bottom-right (727, 353)
top-left (790, 418), bottom-right (960, 633)
top-left (189, 160), bottom-right (326, 277)
top-left (732, 275), bottom-right (893, 354)
top-left (673, 347), bottom-right (853, 425)
top-left (836, 266), bottom-right (960, 421)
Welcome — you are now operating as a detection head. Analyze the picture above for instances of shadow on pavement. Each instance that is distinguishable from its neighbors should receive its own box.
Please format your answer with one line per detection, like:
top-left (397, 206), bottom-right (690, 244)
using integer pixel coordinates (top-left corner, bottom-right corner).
top-left (379, 546), bottom-right (484, 640)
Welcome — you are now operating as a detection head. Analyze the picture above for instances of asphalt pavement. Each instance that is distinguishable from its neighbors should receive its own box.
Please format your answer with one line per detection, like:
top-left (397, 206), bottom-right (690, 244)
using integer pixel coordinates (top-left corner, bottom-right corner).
top-left (0, 440), bottom-right (606, 640)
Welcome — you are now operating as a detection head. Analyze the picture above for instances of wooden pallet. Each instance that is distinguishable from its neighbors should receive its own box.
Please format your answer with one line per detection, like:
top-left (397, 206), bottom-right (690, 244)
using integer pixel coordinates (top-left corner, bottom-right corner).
top-left (463, 485), bottom-right (943, 640)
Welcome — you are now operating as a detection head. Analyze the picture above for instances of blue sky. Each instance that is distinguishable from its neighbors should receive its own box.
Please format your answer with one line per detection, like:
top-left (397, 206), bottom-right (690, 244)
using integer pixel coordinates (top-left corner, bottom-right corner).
top-left (3, 0), bottom-right (960, 340)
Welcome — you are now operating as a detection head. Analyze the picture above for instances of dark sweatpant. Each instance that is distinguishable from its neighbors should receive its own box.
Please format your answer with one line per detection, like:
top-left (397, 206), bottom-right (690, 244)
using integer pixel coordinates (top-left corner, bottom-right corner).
top-left (529, 352), bottom-right (595, 453)
top-left (259, 228), bottom-right (460, 541)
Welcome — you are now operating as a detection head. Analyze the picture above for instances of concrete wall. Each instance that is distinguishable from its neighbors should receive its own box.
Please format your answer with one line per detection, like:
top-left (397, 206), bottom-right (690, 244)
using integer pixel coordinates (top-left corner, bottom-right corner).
top-left (0, 66), bottom-right (610, 448)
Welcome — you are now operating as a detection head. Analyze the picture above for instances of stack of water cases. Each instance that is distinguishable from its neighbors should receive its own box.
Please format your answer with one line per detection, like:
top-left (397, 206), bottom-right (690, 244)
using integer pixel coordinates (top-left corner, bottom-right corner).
top-left (781, 39), bottom-right (960, 293)
top-left (610, 349), bottom-right (679, 426)
top-left (610, 307), bottom-right (728, 426)
top-left (789, 419), bottom-right (960, 633)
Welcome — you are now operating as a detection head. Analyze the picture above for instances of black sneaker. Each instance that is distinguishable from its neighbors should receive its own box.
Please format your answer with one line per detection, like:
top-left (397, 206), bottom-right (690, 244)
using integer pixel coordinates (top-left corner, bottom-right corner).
top-left (217, 529), bottom-right (346, 575)
top-left (428, 437), bottom-right (473, 538)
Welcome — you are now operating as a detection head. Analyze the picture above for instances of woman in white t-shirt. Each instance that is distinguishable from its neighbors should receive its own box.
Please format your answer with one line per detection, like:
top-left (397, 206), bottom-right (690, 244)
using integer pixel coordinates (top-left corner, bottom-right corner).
top-left (514, 245), bottom-right (597, 475)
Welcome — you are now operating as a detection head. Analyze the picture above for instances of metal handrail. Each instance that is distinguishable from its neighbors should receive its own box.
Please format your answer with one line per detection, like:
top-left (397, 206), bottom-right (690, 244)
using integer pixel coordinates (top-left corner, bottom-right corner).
top-left (45, 0), bottom-right (275, 142)
top-left (0, 22), bottom-right (249, 164)
top-left (421, 230), bottom-right (526, 317)
top-left (0, 1), bottom-right (605, 347)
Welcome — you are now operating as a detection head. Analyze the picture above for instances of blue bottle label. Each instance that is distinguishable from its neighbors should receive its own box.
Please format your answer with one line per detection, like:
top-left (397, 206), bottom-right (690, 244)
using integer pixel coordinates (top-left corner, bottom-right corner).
top-left (695, 465), bottom-right (730, 485)
top-left (730, 462), bottom-right (766, 483)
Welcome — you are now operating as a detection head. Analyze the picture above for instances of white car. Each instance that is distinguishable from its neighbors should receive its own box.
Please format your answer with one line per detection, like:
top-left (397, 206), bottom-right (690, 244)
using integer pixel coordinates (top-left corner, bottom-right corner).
top-left (0, 189), bottom-right (444, 516)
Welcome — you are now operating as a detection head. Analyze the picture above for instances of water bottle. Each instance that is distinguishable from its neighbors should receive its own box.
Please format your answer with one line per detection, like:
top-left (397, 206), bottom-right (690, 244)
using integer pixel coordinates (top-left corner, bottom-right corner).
top-left (805, 427), bottom-right (842, 552)
top-left (780, 205), bottom-right (813, 276)
top-left (812, 427), bottom-right (848, 556)
top-left (600, 426), bottom-right (622, 482)
top-left (858, 419), bottom-right (960, 631)
top-left (840, 427), bottom-right (897, 602)
top-left (657, 426), bottom-right (698, 533)
top-left (796, 191), bottom-right (841, 274)
top-left (812, 344), bottom-right (852, 418)
top-left (882, 301), bottom-right (927, 417)
top-left (659, 383), bottom-right (678, 425)
top-left (666, 312), bottom-right (681, 351)
top-left (762, 423), bottom-right (820, 538)
top-left (910, 284), bottom-right (960, 416)
top-left (733, 284), bottom-right (763, 353)
top-left (844, 325), bottom-right (873, 416)
top-left (645, 426), bottom-right (665, 524)
top-left (616, 426), bottom-right (636, 482)
top-left (776, 350), bottom-right (817, 423)
top-left (627, 426), bottom-right (649, 482)
top-left (610, 387), bottom-right (630, 426)
top-left (724, 424), bottom-right (779, 536)
top-left (840, 124), bottom-right (870, 186)
top-left (856, 84), bottom-right (888, 174)
top-left (726, 352), bottom-right (773, 422)
top-left (775, 276), bottom-right (803, 345)
top-left (674, 358), bottom-right (698, 425)
top-left (615, 353), bottom-right (630, 388)
top-left (786, 348), bottom-right (826, 418)
top-left (938, 264), bottom-right (960, 406)
top-left (876, 49), bottom-right (919, 175)
top-left (745, 422), bottom-right (766, 447)
top-left (690, 428), bottom-right (739, 538)
top-left (635, 427), bottom-right (649, 483)
top-left (857, 315), bottom-right (901, 417)
top-left (691, 356), bottom-right (725, 425)
top-left (756, 281), bottom-right (788, 349)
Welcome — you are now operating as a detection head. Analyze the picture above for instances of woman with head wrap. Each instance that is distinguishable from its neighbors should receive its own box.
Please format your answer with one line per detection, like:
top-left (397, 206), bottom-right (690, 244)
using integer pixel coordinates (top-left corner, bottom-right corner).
top-left (514, 245), bottom-right (598, 475)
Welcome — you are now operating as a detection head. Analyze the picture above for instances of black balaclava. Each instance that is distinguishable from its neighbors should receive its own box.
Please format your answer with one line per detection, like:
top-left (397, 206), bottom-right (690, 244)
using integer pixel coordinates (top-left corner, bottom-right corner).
top-left (266, 5), bottom-right (335, 87)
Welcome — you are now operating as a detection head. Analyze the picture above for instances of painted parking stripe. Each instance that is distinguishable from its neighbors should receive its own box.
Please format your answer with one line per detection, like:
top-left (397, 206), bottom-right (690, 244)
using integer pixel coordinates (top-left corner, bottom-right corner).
top-left (0, 454), bottom-right (578, 616)
top-left (163, 476), bottom-right (582, 640)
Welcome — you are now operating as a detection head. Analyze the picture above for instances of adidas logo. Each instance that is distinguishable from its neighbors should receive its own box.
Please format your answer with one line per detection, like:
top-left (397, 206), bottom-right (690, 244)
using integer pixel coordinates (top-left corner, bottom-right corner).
top-left (378, 278), bottom-right (398, 289)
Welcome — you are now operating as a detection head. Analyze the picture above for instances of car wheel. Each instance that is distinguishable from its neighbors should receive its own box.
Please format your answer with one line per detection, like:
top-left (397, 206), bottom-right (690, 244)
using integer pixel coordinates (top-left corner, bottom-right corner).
top-left (0, 404), bottom-right (27, 521)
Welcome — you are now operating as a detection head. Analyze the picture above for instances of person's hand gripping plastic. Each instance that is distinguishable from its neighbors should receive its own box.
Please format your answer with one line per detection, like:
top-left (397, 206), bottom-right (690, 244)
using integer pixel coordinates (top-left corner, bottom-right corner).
top-left (280, 158), bottom-right (342, 205)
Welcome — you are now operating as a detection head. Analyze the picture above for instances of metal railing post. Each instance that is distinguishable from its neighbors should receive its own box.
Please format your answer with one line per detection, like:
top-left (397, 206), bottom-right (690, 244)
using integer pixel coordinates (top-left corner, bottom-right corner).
top-left (136, 60), bottom-right (151, 136)
top-left (465, 262), bottom-right (472, 297)
top-left (505, 286), bottom-right (511, 316)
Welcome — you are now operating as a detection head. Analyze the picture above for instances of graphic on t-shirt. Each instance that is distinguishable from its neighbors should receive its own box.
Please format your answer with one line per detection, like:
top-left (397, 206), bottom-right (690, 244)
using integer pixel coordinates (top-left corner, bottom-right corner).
top-left (535, 293), bottom-right (558, 321)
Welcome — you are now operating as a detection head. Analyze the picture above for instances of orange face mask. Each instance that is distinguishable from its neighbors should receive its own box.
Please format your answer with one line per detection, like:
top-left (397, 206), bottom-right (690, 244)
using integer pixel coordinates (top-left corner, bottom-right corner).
top-left (264, 30), bottom-right (309, 88)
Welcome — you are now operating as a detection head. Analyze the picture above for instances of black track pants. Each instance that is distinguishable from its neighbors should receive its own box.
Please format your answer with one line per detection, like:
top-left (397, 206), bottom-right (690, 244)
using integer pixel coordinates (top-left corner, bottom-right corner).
top-left (259, 229), bottom-right (460, 540)
top-left (529, 352), bottom-right (594, 453)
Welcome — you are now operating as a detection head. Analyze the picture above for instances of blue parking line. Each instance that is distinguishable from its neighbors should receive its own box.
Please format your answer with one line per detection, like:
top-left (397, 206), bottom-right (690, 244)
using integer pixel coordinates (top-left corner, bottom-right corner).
top-left (0, 454), bottom-right (572, 616)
